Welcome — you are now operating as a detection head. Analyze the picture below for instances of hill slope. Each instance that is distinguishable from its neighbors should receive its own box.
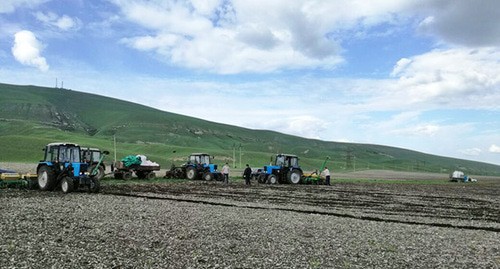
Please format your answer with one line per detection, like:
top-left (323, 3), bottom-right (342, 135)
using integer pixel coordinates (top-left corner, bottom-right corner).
top-left (1, 83), bottom-right (499, 176)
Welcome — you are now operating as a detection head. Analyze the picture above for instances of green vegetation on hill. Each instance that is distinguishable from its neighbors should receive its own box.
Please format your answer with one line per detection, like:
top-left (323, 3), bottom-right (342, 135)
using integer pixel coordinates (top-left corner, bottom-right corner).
top-left (1, 82), bottom-right (499, 176)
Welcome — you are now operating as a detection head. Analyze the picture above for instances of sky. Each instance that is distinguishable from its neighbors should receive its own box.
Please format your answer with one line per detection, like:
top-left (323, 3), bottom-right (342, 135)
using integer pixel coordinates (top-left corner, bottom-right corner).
top-left (1, 0), bottom-right (499, 165)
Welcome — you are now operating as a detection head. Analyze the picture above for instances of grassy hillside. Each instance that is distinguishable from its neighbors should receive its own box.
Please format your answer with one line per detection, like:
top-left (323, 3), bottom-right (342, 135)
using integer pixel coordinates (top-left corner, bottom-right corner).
top-left (1, 83), bottom-right (499, 176)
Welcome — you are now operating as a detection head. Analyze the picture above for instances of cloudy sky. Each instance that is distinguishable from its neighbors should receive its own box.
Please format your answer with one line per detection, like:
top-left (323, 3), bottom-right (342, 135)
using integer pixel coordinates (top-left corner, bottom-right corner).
top-left (1, 0), bottom-right (499, 165)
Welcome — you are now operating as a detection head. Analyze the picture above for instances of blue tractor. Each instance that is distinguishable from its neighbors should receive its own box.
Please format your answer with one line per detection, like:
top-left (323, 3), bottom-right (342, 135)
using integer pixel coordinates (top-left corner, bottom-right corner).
top-left (257, 154), bottom-right (303, 184)
top-left (184, 153), bottom-right (224, 181)
top-left (36, 142), bottom-right (107, 193)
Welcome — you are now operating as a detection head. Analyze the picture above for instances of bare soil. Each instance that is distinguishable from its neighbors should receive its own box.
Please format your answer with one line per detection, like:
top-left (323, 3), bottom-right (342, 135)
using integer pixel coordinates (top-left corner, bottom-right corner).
top-left (1, 167), bottom-right (499, 268)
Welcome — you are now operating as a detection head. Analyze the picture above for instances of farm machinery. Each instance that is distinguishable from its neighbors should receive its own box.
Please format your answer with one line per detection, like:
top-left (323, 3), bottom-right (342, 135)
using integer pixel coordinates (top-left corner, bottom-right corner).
top-left (256, 153), bottom-right (303, 184)
top-left (81, 147), bottom-right (106, 180)
top-left (164, 153), bottom-right (224, 181)
top-left (36, 142), bottom-right (108, 193)
top-left (449, 170), bottom-right (477, 182)
top-left (0, 169), bottom-right (37, 189)
top-left (113, 155), bottom-right (160, 180)
top-left (302, 156), bottom-right (330, 184)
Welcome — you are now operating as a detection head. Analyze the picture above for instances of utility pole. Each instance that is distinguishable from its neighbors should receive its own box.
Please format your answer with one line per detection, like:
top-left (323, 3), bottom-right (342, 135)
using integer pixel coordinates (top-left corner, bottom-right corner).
top-left (232, 143), bottom-right (236, 168)
top-left (113, 135), bottom-right (117, 163)
top-left (239, 144), bottom-right (242, 168)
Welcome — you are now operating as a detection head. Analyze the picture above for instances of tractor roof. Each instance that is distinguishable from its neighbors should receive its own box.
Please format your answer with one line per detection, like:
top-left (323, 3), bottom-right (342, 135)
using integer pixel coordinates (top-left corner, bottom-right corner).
top-left (277, 153), bottom-right (298, 158)
top-left (82, 147), bottom-right (100, 151)
top-left (190, 153), bottom-right (210, 156)
top-left (47, 142), bottom-right (79, 147)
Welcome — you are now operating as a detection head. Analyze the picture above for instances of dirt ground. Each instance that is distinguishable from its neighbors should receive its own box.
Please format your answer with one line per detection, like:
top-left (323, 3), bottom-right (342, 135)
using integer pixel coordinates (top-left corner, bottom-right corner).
top-left (1, 173), bottom-right (499, 268)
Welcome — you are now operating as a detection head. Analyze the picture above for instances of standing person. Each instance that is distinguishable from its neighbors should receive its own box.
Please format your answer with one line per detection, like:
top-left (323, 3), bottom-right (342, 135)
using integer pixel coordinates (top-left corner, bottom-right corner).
top-left (222, 162), bottom-right (230, 184)
top-left (322, 166), bottom-right (331, 185)
top-left (243, 164), bottom-right (252, 185)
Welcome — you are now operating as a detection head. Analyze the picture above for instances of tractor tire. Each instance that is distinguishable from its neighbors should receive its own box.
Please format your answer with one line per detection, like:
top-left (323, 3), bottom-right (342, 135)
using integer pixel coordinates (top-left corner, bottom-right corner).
top-left (287, 170), bottom-right (302, 184)
top-left (89, 178), bottom-right (100, 193)
top-left (186, 167), bottom-right (197, 180)
top-left (61, 176), bottom-right (74, 193)
top-left (89, 164), bottom-right (105, 180)
top-left (122, 171), bottom-right (133, 180)
top-left (267, 174), bottom-right (278, 184)
top-left (146, 172), bottom-right (156, 180)
top-left (203, 172), bottom-right (214, 181)
top-left (114, 172), bottom-right (123, 179)
top-left (37, 166), bottom-right (57, 191)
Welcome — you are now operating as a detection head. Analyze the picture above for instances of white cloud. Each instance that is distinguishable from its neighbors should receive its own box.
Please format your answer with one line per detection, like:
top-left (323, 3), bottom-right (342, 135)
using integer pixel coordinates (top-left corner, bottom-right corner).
top-left (35, 12), bottom-right (81, 31)
top-left (489, 144), bottom-right (500, 153)
top-left (389, 48), bottom-right (500, 109)
top-left (0, 0), bottom-right (48, 13)
top-left (112, 0), bottom-right (414, 73)
top-left (11, 30), bottom-right (49, 71)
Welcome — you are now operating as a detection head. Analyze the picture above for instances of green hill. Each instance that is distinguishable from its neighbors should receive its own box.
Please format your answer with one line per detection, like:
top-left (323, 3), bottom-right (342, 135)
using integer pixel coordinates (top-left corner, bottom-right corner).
top-left (1, 82), bottom-right (499, 176)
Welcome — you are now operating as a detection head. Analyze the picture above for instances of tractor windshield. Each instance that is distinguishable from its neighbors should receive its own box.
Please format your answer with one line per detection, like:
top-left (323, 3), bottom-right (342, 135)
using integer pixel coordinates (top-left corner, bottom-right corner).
top-left (58, 146), bottom-right (81, 163)
top-left (44, 144), bottom-right (81, 163)
top-left (275, 155), bottom-right (285, 166)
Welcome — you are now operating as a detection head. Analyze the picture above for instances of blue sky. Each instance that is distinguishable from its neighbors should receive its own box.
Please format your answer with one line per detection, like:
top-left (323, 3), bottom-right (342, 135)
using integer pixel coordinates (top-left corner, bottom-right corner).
top-left (1, 0), bottom-right (499, 165)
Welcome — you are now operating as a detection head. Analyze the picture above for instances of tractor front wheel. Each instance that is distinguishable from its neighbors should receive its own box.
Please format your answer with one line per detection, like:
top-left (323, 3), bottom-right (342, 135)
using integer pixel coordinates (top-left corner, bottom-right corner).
top-left (203, 172), bottom-right (214, 181)
top-left (267, 174), bottom-right (278, 184)
top-left (37, 166), bottom-right (56, 191)
top-left (61, 177), bottom-right (74, 193)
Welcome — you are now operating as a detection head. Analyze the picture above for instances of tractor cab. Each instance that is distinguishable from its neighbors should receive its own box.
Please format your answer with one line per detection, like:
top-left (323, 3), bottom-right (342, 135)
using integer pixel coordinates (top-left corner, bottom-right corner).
top-left (40, 143), bottom-right (86, 177)
top-left (188, 153), bottom-right (218, 173)
top-left (81, 148), bottom-right (102, 163)
top-left (275, 154), bottom-right (299, 168)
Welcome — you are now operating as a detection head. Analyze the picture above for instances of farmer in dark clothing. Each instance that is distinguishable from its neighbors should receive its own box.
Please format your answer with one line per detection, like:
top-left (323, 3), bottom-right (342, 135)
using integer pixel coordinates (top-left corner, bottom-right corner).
top-left (243, 164), bottom-right (252, 185)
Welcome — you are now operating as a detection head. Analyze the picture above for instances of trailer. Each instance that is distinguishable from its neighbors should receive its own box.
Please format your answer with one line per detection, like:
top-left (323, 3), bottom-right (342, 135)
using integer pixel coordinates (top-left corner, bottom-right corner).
top-left (113, 155), bottom-right (160, 180)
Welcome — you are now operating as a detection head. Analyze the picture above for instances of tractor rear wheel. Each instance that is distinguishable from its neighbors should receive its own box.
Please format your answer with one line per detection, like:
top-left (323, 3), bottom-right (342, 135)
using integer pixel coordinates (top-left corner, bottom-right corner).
top-left (186, 167), bottom-right (197, 180)
top-left (267, 174), bottom-right (278, 184)
top-left (203, 172), bottom-right (214, 181)
top-left (37, 166), bottom-right (56, 191)
top-left (89, 164), bottom-right (105, 180)
top-left (287, 170), bottom-right (302, 184)
top-left (61, 176), bottom-right (74, 193)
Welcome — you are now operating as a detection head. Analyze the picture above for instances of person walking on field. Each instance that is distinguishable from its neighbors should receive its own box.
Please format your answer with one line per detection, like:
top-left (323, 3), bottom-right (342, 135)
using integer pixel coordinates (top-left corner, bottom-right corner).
top-left (243, 164), bottom-right (252, 185)
top-left (322, 166), bottom-right (331, 185)
top-left (222, 162), bottom-right (230, 184)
